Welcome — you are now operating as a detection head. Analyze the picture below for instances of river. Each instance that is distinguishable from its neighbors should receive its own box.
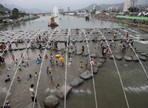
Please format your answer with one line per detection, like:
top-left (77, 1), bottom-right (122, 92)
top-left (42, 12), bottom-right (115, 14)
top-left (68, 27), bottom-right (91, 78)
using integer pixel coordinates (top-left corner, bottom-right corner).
top-left (1, 15), bottom-right (128, 31)
top-left (0, 15), bottom-right (148, 108)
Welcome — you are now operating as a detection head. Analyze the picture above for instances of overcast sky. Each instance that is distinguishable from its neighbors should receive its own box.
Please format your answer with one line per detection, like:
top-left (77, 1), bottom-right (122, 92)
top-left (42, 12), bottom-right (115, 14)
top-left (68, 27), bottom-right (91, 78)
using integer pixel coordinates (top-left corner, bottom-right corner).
top-left (1, 0), bottom-right (147, 11)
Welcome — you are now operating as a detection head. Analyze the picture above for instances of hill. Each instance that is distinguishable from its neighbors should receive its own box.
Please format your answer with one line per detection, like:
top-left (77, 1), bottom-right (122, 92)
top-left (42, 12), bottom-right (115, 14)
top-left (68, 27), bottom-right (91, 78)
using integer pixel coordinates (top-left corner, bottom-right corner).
top-left (0, 4), bottom-right (10, 12)
top-left (7, 4), bottom-right (46, 13)
top-left (79, 3), bottom-right (124, 11)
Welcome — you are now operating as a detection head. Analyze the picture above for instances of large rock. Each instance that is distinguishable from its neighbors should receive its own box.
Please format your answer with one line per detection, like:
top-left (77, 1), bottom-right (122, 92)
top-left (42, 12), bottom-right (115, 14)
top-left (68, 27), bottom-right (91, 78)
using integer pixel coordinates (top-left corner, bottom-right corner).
top-left (54, 85), bottom-right (72, 98)
top-left (80, 70), bottom-right (92, 80)
top-left (132, 55), bottom-right (139, 62)
top-left (124, 56), bottom-right (132, 61)
top-left (115, 55), bottom-right (122, 60)
top-left (44, 95), bottom-right (59, 108)
top-left (70, 77), bottom-right (84, 87)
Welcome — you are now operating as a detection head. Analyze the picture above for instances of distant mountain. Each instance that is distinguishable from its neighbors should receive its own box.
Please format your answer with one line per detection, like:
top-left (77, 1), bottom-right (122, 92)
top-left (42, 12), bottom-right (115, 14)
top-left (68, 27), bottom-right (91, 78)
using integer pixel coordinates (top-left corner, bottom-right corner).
top-left (79, 3), bottom-right (124, 11)
top-left (7, 4), bottom-right (47, 13)
top-left (0, 4), bottom-right (10, 12)
top-left (79, 4), bottom-right (97, 11)
top-left (100, 3), bottom-right (124, 10)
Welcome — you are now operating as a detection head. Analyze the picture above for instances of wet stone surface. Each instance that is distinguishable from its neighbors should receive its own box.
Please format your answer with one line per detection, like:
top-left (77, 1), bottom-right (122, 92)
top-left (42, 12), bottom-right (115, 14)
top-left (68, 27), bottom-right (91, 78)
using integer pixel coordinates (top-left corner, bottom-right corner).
top-left (80, 70), bottom-right (92, 80)
top-left (124, 56), bottom-right (133, 61)
top-left (70, 77), bottom-right (84, 87)
top-left (115, 55), bottom-right (122, 60)
top-left (132, 55), bottom-right (139, 62)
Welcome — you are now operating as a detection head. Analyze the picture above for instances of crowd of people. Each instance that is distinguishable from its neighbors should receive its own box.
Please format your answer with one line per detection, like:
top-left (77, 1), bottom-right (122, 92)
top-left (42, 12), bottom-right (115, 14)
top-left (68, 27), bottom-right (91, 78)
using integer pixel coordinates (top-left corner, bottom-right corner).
top-left (0, 29), bottom-right (136, 107)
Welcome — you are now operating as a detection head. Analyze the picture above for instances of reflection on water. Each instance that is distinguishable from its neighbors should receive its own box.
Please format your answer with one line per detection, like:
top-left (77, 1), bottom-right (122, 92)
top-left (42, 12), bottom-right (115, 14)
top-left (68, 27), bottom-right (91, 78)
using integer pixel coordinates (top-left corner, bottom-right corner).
top-left (1, 16), bottom-right (128, 31)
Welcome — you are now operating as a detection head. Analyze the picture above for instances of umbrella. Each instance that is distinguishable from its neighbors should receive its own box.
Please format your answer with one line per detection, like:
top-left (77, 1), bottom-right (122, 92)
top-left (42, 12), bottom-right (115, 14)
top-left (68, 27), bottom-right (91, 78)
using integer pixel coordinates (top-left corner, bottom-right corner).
top-left (56, 54), bottom-right (60, 58)
top-left (58, 57), bottom-right (64, 62)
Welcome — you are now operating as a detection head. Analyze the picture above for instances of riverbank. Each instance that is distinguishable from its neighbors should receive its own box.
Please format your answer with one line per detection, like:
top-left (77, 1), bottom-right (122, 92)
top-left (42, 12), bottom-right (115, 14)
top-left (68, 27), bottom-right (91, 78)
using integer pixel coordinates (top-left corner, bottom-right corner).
top-left (92, 14), bottom-right (148, 29)
top-left (0, 16), bottom-right (40, 30)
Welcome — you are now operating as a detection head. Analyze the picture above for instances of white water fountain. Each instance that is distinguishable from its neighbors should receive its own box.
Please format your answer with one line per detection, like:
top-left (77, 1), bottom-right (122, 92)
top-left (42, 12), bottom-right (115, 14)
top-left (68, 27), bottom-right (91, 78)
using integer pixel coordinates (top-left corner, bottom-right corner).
top-left (52, 6), bottom-right (59, 18)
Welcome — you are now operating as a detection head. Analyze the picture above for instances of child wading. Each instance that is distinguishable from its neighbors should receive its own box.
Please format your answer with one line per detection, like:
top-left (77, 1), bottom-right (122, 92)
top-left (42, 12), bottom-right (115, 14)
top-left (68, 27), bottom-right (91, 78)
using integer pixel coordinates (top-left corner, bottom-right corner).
top-left (46, 66), bottom-right (51, 75)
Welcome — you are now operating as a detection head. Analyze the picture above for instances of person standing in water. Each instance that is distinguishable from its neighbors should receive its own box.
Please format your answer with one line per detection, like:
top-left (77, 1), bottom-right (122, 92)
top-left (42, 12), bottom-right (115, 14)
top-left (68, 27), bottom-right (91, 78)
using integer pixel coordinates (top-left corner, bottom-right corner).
top-left (29, 84), bottom-right (37, 104)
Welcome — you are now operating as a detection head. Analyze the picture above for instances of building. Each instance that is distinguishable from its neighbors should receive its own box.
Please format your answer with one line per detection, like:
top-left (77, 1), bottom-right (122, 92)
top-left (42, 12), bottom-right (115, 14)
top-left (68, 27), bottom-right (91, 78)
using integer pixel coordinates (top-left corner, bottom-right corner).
top-left (67, 7), bottom-right (70, 12)
top-left (130, 0), bottom-right (138, 7)
top-left (123, 1), bottom-right (131, 12)
top-left (123, 0), bottom-right (138, 12)
top-left (58, 9), bottom-right (64, 14)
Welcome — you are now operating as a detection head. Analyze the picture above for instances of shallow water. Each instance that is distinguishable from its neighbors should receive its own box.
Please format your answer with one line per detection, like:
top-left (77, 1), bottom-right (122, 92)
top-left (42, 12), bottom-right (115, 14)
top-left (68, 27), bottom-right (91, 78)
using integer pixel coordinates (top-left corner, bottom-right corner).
top-left (1, 15), bottom-right (128, 31)
top-left (0, 16), bottom-right (148, 108)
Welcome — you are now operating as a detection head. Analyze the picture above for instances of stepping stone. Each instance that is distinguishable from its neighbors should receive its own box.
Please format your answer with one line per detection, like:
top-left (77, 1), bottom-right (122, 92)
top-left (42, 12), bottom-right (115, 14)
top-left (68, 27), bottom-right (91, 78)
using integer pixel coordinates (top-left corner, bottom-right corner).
top-left (98, 54), bottom-right (105, 58)
top-left (140, 52), bottom-right (148, 56)
top-left (26, 103), bottom-right (41, 108)
top-left (9, 49), bottom-right (13, 51)
top-left (82, 53), bottom-right (89, 57)
top-left (108, 55), bottom-right (113, 59)
top-left (19, 48), bottom-right (25, 50)
top-left (136, 50), bottom-right (143, 53)
top-left (54, 85), bottom-right (72, 98)
top-left (132, 55), bottom-right (139, 62)
top-left (46, 47), bottom-right (51, 50)
top-left (13, 48), bottom-right (19, 51)
top-left (42, 47), bottom-right (46, 50)
top-left (93, 66), bottom-right (99, 74)
top-left (124, 56), bottom-right (132, 61)
top-left (75, 52), bottom-right (82, 55)
top-left (115, 55), bottom-right (122, 60)
top-left (70, 77), bottom-right (83, 87)
top-left (80, 70), bottom-right (92, 80)
top-left (57, 48), bottom-right (62, 51)
top-left (90, 53), bottom-right (97, 58)
top-left (96, 62), bottom-right (103, 68)
top-left (68, 50), bottom-right (74, 54)
top-left (44, 95), bottom-right (59, 108)
top-left (139, 55), bottom-right (147, 61)
top-left (98, 59), bottom-right (106, 63)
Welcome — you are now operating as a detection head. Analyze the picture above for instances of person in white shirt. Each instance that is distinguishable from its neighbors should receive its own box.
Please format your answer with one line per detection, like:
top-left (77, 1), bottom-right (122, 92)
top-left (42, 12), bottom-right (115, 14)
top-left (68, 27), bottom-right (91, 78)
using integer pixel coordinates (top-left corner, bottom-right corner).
top-left (29, 84), bottom-right (37, 104)
top-left (90, 59), bottom-right (95, 70)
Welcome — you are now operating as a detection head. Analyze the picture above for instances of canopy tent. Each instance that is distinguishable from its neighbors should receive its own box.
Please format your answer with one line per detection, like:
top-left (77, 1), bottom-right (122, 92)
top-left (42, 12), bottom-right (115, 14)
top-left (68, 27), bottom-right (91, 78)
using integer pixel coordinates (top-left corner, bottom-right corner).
top-left (116, 16), bottom-right (148, 21)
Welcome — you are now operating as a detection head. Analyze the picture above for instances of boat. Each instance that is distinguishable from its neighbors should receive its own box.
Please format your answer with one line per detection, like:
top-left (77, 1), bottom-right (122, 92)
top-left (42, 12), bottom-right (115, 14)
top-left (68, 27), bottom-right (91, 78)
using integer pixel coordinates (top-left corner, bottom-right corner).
top-left (48, 17), bottom-right (59, 27)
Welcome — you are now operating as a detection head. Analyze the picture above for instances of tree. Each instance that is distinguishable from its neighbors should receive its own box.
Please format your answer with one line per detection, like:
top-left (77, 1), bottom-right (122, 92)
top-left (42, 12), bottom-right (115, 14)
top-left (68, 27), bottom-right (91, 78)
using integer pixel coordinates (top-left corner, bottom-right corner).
top-left (85, 10), bottom-right (89, 13)
top-left (19, 12), bottom-right (27, 17)
top-left (0, 11), bottom-right (5, 16)
top-left (11, 8), bottom-right (19, 19)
